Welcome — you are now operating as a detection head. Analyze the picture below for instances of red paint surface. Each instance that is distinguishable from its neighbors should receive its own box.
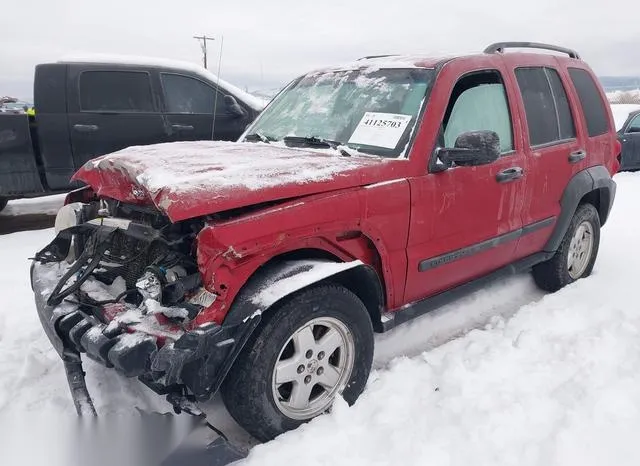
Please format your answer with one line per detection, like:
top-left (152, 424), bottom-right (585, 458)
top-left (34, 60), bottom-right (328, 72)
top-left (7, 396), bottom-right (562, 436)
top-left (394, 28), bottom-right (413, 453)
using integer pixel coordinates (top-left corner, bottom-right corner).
top-left (72, 51), bottom-right (619, 327)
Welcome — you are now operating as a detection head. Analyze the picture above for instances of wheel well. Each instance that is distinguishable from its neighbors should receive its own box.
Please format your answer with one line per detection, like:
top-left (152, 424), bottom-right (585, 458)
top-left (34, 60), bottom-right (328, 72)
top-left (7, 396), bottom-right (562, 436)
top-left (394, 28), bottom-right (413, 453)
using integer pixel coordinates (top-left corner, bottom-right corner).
top-left (225, 248), bottom-right (385, 332)
top-left (325, 266), bottom-right (385, 333)
top-left (266, 249), bottom-right (385, 332)
top-left (579, 188), bottom-right (610, 226)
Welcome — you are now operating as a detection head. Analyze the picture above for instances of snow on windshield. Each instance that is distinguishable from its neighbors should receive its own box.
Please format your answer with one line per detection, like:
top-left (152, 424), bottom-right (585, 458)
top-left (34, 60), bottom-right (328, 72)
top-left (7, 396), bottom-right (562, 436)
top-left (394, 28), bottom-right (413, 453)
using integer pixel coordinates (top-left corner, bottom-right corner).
top-left (245, 68), bottom-right (434, 158)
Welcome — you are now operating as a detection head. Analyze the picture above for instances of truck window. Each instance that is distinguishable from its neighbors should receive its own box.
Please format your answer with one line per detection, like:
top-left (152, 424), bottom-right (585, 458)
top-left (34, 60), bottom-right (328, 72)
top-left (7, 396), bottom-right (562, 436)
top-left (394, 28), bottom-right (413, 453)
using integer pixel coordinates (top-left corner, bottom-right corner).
top-left (568, 68), bottom-right (609, 137)
top-left (626, 113), bottom-right (640, 133)
top-left (161, 74), bottom-right (226, 115)
top-left (515, 67), bottom-right (576, 146)
top-left (443, 70), bottom-right (513, 154)
top-left (79, 71), bottom-right (154, 112)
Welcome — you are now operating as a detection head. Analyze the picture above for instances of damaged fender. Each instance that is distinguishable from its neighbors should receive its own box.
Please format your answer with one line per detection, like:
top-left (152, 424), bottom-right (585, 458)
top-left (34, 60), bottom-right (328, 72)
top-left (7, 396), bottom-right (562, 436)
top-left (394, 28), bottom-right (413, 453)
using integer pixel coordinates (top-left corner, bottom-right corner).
top-left (223, 259), bottom-right (385, 330)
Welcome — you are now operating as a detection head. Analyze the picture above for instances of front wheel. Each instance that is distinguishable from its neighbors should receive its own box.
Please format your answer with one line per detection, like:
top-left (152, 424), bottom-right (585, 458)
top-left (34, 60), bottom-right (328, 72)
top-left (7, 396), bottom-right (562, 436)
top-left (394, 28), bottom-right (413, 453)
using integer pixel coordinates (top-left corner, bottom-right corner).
top-left (532, 203), bottom-right (601, 292)
top-left (221, 284), bottom-right (374, 442)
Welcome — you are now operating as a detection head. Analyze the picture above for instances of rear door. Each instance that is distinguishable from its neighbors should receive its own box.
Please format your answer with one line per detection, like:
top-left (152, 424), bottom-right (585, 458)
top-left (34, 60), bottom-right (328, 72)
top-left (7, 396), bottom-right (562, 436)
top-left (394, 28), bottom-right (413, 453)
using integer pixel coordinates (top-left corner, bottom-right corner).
top-left (404, 59), bottom-right (527, 304)
top-left (159, 72), bottom-right (249, 142)
top-left (619, 112), bottom-right (640, 170)
top-left (67, 66), bottom-right (168, 169)
top-left (508, 63), bottom-right (585, 258)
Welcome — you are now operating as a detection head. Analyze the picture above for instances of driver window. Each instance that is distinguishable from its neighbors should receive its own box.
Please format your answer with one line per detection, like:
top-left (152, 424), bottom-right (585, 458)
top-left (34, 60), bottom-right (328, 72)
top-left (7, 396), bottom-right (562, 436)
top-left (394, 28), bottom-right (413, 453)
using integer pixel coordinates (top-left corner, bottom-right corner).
top-left (626, 114), bottom-right (640, 134)
top-left (443, 70), bottom-right (513, 154)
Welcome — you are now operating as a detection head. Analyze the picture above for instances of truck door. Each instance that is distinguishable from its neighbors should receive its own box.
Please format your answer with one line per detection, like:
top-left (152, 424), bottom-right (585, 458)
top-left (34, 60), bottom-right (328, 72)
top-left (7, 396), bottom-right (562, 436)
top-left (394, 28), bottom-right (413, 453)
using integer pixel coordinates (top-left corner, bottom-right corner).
top-left (67, 66), bottom-right (168, 169)
top-left (159, 73), bottom-right (250, 142)
top-left (619, 112), bottom-right (640, 170)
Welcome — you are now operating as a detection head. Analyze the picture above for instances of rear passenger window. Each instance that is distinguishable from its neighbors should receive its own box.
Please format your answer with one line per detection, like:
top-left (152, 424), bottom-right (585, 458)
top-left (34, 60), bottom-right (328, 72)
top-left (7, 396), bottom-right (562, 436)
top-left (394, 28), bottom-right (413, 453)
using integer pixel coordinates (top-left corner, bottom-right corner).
top-left (79, 71), bottom-right (154, 112)
top-left (515, 67), bottom-right (576, 146)
top-left (546, 70), bottom-right (576, 140)
top-left (568, 68), bottom-right (609, 136)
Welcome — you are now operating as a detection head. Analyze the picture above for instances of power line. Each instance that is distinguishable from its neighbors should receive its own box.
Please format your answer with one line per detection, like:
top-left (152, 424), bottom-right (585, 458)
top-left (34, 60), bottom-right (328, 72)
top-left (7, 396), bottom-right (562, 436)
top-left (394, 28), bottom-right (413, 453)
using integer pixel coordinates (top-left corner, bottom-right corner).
top-left (193, 35), bottom-right (215, 69)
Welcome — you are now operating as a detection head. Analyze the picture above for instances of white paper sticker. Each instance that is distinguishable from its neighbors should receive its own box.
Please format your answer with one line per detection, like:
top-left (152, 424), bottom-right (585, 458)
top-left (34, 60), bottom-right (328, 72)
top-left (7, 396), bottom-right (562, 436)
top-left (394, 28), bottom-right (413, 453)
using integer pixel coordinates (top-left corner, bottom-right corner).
top-left (348, 112), bottom-right (412, 149)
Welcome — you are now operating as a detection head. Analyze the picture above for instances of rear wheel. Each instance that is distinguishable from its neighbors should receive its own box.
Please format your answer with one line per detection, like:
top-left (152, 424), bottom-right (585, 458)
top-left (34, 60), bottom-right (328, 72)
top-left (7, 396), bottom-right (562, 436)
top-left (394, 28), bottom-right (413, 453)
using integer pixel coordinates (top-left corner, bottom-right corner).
top-left (532, 203), bottom-right (600, 292)
top-left (0, 198), bottom-right (7, 213)
top-left (221, 284), bottom-right (374, 442)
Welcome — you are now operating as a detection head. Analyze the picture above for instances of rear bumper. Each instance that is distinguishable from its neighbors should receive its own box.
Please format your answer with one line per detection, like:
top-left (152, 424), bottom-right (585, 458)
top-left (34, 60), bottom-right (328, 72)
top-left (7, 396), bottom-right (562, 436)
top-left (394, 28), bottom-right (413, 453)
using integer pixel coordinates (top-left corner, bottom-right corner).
top-left (31, 260), bottom-right (260, 401)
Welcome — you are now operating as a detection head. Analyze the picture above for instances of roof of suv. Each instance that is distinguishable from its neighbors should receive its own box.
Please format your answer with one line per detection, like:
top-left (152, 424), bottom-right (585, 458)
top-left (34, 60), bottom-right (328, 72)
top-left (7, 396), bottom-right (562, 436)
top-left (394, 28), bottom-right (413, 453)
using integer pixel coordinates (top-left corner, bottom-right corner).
top-left (319, 42), bottom-right (582, 72)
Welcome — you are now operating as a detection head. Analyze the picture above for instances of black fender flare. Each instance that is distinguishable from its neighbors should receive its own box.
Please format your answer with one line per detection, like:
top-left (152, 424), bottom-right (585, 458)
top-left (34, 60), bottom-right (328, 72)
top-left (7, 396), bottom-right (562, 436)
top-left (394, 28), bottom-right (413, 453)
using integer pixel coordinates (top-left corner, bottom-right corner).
top-left (544, 165), bottom-right (616, 253)
top-left (224, 259), bottom-right (385, 332)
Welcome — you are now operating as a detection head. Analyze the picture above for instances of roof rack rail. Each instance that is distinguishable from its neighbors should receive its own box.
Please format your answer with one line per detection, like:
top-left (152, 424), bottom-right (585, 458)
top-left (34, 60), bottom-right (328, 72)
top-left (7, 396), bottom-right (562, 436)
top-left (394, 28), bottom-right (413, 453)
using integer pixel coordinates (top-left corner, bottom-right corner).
top-left (484, 42), bottom-right (580, 59)
top-left (357, 54), bottom-right (398, 61)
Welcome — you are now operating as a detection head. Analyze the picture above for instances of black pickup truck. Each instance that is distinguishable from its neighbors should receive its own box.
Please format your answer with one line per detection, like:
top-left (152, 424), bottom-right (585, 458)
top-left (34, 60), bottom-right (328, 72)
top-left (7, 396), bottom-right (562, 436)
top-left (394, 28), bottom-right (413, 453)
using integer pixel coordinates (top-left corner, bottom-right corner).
top-left (0, 56), bottom-right (266, 211)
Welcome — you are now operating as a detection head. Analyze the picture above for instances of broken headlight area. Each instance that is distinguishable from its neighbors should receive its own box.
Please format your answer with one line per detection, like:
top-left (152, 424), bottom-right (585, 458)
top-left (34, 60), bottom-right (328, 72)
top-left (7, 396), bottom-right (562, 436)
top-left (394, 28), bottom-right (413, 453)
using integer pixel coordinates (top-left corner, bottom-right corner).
top-left (35, 216), bottom-right (210, 323)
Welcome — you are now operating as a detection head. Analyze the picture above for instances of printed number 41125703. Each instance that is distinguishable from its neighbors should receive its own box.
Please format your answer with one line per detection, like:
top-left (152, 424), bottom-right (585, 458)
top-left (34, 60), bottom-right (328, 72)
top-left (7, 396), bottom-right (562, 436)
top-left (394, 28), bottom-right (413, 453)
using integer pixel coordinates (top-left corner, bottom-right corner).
top-left (363, 118), bottom-right (403, 129)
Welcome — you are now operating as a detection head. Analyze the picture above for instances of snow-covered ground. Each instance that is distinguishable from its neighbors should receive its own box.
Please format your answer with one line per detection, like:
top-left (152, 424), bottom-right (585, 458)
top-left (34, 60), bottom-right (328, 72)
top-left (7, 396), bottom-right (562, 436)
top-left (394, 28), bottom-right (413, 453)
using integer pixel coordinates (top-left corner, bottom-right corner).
top-left (1, 173), bottom-right (639, 465)
top-left (0, 193), bottom-right (65, 217)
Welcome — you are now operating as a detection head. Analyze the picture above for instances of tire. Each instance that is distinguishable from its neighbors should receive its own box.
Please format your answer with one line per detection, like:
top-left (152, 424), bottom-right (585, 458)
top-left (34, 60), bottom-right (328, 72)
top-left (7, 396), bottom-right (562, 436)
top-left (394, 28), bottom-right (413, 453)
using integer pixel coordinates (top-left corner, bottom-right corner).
top-left (0, 198), bottom-right (7, 213)
top-left (221, 284), bottom-right (374, 442)
top-left (532, 203), bottom-right (600, 292)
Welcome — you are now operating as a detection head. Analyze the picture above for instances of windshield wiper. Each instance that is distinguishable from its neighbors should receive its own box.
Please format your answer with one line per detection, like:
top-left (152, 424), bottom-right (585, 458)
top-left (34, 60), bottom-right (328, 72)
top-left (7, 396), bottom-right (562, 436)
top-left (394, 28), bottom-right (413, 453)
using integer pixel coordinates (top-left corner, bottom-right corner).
top-left (282, 136), bottom-right (356, 157)
top-left (244, 132), bottom-right (275, 144)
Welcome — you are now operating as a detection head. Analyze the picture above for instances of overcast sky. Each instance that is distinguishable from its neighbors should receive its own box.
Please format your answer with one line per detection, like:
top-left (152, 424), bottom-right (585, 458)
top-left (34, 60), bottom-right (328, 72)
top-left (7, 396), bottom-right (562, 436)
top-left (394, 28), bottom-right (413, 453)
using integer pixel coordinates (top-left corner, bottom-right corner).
top-left (2, 0), bottom-right (638, 98)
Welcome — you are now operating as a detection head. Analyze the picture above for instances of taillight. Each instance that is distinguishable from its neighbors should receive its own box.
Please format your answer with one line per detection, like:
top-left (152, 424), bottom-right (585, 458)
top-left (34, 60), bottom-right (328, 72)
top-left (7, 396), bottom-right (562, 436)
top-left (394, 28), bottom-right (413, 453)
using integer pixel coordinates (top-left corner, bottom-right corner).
top-left (613, 140), bottom-right (622, 174)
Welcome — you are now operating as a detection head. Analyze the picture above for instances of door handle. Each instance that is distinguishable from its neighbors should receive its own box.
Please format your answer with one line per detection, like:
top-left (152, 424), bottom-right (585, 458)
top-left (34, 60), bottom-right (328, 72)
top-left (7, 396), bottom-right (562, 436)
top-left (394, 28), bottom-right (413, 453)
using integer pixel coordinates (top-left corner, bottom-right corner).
top-left (73, 124), bottom-right (98, 133)
top-left (496, 167), bottom-right (524, 183)
top-left (171, 124), bottom-right (194, 131)
top-left (568, 150), bottom-right (586, 163)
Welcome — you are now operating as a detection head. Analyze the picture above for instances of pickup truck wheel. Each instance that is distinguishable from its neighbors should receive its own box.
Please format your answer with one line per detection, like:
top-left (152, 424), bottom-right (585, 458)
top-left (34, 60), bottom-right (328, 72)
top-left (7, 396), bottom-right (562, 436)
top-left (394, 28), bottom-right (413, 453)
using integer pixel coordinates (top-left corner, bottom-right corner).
top-left (0, 198), bottom-right (7, 212)
top-left (221, 284), bottom-right (374, 442)
top-left (532, 203), bottom-right (600, 292)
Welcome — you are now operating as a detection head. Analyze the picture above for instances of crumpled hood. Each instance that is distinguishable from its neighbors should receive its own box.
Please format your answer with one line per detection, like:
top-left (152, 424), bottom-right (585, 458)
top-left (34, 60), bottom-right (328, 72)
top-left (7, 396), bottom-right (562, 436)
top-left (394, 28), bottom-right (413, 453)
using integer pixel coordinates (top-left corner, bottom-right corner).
top-left (73, 141), bottom-right (400, 222)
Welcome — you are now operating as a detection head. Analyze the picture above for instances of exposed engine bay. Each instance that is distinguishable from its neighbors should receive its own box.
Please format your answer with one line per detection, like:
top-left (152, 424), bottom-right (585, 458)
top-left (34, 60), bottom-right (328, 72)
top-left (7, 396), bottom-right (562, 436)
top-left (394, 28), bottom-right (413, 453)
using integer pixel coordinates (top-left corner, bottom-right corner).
top-left (31, 196), bottom-right (260, 405)
top-left (42, 198), bottom-right (211, 324)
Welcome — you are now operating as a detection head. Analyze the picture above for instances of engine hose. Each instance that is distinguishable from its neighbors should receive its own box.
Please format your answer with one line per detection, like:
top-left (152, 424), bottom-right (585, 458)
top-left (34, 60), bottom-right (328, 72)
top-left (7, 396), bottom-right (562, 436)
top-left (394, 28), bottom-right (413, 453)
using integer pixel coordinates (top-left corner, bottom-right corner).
top-left (47, 238), bottom-right (111, 306)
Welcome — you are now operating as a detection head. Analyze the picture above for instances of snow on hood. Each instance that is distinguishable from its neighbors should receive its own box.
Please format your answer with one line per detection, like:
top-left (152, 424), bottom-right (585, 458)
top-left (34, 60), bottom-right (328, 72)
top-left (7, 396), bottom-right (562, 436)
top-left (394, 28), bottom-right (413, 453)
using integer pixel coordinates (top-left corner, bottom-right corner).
top-left (73, 141), bottom-right (397, 222)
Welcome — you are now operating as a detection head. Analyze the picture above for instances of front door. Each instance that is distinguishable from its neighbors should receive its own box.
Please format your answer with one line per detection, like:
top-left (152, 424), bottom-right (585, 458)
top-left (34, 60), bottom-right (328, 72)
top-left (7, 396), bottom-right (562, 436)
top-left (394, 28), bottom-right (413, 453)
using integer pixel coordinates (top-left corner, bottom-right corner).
top-left (404, 60), bottom-right (527, 304)
top-left (160, 73), bottom-right (250, 142)
top-left (67, 68), bottom-right (168, 169)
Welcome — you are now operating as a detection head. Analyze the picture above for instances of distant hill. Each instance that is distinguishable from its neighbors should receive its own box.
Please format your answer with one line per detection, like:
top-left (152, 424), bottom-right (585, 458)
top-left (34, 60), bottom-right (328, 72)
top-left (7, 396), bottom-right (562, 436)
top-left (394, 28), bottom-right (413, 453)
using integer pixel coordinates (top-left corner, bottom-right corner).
top-left (599, 76), bottom-right (640, 92)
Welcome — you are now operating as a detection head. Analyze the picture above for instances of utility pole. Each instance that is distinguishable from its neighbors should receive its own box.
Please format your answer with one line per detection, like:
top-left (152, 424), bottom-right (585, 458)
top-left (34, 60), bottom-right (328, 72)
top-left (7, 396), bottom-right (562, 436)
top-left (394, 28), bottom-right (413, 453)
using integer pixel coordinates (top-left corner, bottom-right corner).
top-left (193, 35), bottom-right (215, 69)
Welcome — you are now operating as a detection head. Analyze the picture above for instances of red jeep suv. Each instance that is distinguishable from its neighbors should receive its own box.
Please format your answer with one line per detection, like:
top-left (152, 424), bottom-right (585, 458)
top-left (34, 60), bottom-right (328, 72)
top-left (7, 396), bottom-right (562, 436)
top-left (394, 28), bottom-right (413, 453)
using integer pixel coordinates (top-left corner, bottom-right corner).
top-left (31, 42), bottom-right (619, 441)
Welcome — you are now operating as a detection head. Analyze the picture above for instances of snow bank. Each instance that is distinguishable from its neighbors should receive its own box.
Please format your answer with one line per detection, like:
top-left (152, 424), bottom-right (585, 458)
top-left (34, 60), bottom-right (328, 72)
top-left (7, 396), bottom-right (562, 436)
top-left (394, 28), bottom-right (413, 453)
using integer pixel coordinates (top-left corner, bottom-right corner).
top-left (3, 175), bottom-right (640, 466)
top-left (238, 172), bottom-right (640, 466)
top-left (0, 193), bottom-right (64, 217)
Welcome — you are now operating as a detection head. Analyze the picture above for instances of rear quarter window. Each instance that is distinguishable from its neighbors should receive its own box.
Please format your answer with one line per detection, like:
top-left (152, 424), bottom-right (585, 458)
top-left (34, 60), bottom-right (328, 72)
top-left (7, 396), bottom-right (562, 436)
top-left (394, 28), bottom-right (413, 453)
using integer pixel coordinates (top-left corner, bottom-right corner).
top-left (568, 68), bottom-right (609, 137)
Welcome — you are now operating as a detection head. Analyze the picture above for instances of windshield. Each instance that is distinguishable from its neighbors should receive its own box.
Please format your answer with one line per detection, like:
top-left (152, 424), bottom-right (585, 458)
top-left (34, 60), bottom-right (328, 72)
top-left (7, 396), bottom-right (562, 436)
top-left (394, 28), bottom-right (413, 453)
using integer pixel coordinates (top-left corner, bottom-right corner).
top-left (243, 67), bottom-right (435, 157)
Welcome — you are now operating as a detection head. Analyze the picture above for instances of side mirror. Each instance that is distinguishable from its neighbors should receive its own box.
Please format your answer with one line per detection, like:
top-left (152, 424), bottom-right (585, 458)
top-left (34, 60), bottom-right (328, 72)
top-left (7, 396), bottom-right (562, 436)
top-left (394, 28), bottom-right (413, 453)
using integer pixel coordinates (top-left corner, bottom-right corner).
top-left (437, 130), bottom-right (501, 167)
top-left (224, 95), bottom-right (246, 118)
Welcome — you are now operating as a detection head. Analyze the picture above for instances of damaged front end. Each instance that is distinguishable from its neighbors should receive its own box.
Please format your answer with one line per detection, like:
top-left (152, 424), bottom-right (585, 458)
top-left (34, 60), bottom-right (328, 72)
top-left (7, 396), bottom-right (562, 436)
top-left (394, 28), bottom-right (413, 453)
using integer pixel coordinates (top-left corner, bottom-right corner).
top-left (31, 198), bottom-right (260, 415)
